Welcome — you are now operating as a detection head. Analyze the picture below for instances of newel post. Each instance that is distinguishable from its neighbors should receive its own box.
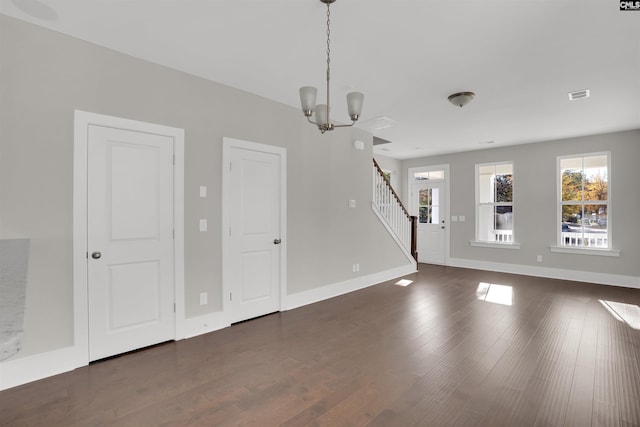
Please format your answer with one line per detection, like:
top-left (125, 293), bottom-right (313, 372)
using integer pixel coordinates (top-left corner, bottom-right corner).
top-left (410, 215), bottom-right (418, 261)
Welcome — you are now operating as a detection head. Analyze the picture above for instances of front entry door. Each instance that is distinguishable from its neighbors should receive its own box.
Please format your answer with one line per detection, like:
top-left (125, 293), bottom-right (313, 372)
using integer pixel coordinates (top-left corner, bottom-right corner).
top-left (413, 181), bottom-right (446, 264)
top-left (228, 143), bottom-right (283, 323)
top-left (87, 125), bottom-right (175, 361)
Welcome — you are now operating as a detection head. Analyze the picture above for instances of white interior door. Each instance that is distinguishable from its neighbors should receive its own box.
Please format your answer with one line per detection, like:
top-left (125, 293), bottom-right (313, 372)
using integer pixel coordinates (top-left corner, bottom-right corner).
top-left (228, 146), bottom-right (282, 323)
top-left (413, 181), bottom-right (446, 264)
top-left (87, 125), bottom-right (175, 361)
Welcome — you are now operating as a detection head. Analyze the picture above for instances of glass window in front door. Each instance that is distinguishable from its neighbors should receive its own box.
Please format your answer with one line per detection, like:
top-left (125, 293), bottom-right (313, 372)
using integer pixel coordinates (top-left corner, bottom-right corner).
top-left (418, 188), bottom-right (440, 224)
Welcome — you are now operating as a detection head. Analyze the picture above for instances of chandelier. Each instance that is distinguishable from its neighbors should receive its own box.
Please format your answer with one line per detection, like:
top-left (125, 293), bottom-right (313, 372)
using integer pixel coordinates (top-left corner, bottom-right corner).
top-left (299, 0), bottom-right (364, 134)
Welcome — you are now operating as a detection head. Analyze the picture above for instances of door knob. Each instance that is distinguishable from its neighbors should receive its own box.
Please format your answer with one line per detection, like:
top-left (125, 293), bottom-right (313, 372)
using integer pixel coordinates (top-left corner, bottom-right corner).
top-left (91, 251), bottom-right (102, 259)
top-left (273, 239), bottom-right (282, 245)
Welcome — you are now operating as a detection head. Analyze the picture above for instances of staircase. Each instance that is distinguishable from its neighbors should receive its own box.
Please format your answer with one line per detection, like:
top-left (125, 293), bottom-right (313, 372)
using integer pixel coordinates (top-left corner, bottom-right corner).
top-left (372, 159), bottom-right (418, 262)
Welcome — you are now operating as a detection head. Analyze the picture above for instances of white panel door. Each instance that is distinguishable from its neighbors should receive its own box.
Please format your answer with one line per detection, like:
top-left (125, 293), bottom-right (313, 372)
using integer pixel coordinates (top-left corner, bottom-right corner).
top-left (87, 125), bottom-right (175, 361)
top-left (229, 147), bottom-right (281, 323)
top-left (413, 181), bottom-right (446, 264)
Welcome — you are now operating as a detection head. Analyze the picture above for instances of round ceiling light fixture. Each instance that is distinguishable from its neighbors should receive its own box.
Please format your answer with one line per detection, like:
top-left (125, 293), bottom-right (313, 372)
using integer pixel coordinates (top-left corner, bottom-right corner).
top-left (448, 91), bottom-right (475, 108)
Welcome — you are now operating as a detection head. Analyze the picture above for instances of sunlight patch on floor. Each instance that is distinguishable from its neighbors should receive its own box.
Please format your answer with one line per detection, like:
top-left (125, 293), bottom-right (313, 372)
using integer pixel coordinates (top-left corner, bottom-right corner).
top-left (476, 282), bottom-right (513, 306)
top-left (599, 300), bottom-right (640, 330)
top-left (395, 279), bottom-right (413, 287)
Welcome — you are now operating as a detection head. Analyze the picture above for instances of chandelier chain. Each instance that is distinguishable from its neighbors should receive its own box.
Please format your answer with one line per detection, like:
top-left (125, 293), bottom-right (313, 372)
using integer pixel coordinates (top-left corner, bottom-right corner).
top-left (324, 1), bottom-right (331, 127)
top-left (326, 2), bottom-right (331, 82)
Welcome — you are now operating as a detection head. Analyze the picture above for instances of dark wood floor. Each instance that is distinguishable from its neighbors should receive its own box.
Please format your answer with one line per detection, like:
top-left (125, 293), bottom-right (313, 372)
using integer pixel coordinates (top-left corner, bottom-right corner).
top-left (2, 265), bottom-right (640, 426)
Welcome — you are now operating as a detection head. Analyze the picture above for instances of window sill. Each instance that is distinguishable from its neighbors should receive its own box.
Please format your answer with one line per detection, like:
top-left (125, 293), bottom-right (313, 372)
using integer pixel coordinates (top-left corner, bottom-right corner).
top-left (549, 246), bottom-right (620, 257)
top-left (470, 241), bottom-right (521, 250)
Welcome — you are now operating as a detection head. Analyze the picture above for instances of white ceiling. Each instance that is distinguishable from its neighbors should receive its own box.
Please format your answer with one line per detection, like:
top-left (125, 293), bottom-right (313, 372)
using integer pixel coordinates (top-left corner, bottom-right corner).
top-left (2, 0), bottom-right (639, 159)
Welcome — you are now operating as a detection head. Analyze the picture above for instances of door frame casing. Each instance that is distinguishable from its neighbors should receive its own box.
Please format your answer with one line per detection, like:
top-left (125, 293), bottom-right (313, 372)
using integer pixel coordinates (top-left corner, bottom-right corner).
top-left (73, 110), bottom-right (185, 366)
top-left (407, 164), bottom-right (450, 265)
top-left (221, 137), bottom-right (287, 323)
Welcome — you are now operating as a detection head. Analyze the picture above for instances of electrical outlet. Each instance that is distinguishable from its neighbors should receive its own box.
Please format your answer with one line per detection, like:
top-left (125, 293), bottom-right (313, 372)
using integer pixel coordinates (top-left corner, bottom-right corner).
top-left (199, 219), bottom-right (208, 232)
top-left (537, 255), bottom-right (543, 263)
top-left (349, 199), bottom-right (357, 208)
top-left (199, 292), bottom-right (208, 305)
top-left (199, 186), bottom-right (207, 197)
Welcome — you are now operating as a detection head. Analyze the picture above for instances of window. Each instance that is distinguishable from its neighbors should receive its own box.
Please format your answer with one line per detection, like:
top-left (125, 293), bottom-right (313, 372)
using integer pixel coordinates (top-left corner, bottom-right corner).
top-left (476, 162), bottom-right (514, 244)
top-left (559, 153), bottom-right (609, 249)
top-left (418, 187), bottom-right (440, 224)
top-left (413, 170), bottom-right (444, 181)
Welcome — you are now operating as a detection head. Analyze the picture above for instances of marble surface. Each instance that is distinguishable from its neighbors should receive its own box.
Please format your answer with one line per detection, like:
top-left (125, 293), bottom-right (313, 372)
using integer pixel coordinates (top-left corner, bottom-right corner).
top-left (0, 239), bottom-right (30, 361)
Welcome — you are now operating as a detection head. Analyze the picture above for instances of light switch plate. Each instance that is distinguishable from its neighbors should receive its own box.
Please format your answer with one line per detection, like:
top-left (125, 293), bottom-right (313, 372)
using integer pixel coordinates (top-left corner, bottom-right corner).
top-left (459, 216), bottom-right (466, 222)
top-left (199, 219), bottom-right (208, 232)
top-left (451, 216), bottom-right (458, 222)
top-left (349, 200), bottom-right (357, 208)
top-left (199, 186), bottom-right (207, 198)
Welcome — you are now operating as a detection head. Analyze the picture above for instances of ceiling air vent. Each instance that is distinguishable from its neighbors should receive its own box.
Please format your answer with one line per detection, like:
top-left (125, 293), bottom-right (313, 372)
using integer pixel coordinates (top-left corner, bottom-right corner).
top-left (568, 89), bottom-right (590, 101)
top-left (359, 116), bottom-right (399, 132)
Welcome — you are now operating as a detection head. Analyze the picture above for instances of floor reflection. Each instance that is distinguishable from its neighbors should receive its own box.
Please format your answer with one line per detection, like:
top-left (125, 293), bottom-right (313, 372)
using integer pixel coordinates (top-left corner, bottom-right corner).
top-left (476, 282), bottom-right (513, 306)
top-left (395, 279), bottom-right (413, 287)
top-left (599, 300), bottom-right (640, 330)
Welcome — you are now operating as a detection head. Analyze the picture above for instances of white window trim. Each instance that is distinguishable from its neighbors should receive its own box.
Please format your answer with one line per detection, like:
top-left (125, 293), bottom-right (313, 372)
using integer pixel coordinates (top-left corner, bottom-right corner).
top-left (470, 240), bottom-right (521, 250)
top-left (555, 151), bottom-right (613, 252)
top-left (409, 166), bottom-right (447, 183)
top-left (473, 161), bottom-right (518, 247)
top-left (549, 246), bottom-right (620, 257)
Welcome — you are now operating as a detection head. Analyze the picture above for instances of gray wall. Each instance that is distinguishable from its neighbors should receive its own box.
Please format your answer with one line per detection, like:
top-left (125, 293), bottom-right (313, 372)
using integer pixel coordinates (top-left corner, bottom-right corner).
top-left (402, 130), bottom-right (640, 277)
top-left (0, 15), bottom-right (408, 358)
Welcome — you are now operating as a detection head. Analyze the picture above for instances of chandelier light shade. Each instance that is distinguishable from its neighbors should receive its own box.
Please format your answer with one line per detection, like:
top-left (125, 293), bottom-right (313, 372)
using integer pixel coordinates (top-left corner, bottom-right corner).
top-left (346, 92), bottom-right (364, 121)
top-left (315, 104), bottom-right (329, 125)
top-left (299, 86), bottom-right (317, 114)
top-left (448, 91), bottom-right (475, 108)
top-left (299, 0), bottom-right (364, 133)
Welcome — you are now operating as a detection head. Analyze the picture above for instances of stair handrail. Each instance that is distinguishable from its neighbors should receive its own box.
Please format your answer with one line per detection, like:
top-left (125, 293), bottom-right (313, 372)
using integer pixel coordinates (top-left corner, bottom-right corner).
top-left (373, 159), bottom-right (410, 218)
top-left (372, 159), bottom-right (418, 261)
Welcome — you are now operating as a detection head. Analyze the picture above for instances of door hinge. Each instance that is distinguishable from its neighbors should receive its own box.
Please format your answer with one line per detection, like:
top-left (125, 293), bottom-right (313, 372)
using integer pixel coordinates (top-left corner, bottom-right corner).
top-left (230, 292), bottom-right (232, 301)
top-left (86, 251), bottom-right (88, 259)
top-left (173, 154), bottom-right (176, 165)
top-left (174, 302), bottom-right (176, 313)
top-left (229, 162), bottom-right (232, 171)
top-left (173, 229), bottom-right (175, 239)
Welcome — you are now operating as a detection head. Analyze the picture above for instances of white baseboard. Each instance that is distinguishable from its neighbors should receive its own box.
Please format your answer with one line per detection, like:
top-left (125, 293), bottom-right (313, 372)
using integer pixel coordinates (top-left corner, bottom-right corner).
top-left (183, 311), bottom-right (230, 339)
top-left (448, 257), bottom-right (640, 289)
top-left (0, 312), bottom-right (231, 391)
top-left (6, 259), bottom-right (631, 392)
top-left (1, 263), bottom-right (418, 391)
top-left (284, 263), bottom-right (417, 310)
top-left (0, 345), bottom-right (84, 391)
top-left (0, 311), bottom-right (231, 391)
top-left (182, 263), bottom-right (419, 335)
